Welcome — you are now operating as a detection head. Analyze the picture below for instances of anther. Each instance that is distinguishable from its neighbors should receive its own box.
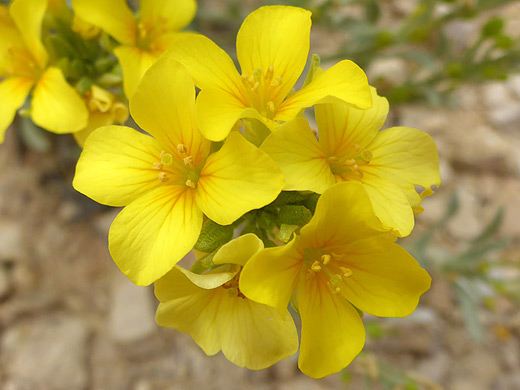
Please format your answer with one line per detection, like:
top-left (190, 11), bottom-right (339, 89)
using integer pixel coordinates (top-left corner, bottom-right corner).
top-left (340, 267), bottom-right (352, 277)
top-left (270, 76), bottom-right (282, 87)
top-left (251, 82), bottom-right (260, 92)
top-left (321, 254), bottom-right (331, 265)
top-left (267, 101), bottom-right (275, 113)
top-left (158, 172), bottom-right (169, 182)
top-left (152, 162), bottom-right (163, 170)
top-left (177, 144), bottom-right (186, 153)
top-left (345, 159), bottom-right (356, 166)
top-left (311, 260), bottom-right (322, 272)
top-left (185, 179), bottom-right (196, 188)
top-left (328, 156), bottom-right (339, 163)
top-left (183, 156), bottom-right (194, 167)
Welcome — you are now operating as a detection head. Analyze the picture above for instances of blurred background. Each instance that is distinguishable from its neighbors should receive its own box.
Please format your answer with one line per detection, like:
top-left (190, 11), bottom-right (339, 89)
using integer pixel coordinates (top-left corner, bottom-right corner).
top-left (0, 0), bottom-right (519, 389)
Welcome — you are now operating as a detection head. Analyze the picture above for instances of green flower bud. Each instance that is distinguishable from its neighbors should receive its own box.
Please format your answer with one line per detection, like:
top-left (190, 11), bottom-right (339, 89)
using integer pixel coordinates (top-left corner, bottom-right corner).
top-left (277, 205), bottom-right (312, 227)
top-left (194, 220), bottom-right (234, 253)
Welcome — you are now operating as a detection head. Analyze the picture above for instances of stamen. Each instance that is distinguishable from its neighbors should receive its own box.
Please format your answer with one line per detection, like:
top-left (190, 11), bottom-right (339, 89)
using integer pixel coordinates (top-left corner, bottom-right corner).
top-left (328, 156), bottom-right (339, 163)
top-left (270, 76), bottom-right (282, 87)
top-left (152, 162), bottom-right (163, 170)
top-left (252, 68), bottom-right (263, 81)
top-left (158, 172), bottom-right (168, 182)
top-left (266, 101), bottom-right (275, 113)
top-left (183, 156), bottom-right (194, 167)
top-left (177, 144), bottom-right (186, 153)
top-left (311, 260), bottom-right (322, 272)
top-left (321, 254), bottom-right (331, 265)
top-left (251, 82), bottom-right (260, 92)
top-left (185, 179), bottom-right (196, 188)
top-left (340, 267), bottom-right (353, 277)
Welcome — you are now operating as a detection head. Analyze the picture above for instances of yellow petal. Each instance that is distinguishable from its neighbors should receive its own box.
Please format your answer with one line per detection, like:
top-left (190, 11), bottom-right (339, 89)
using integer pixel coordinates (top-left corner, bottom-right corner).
top-left (316, 87), bottom-right (388, 156)
top-left (239, 238), bottom-right (302, 315)
top-left (261, 117), bottom-right (334, 193)
top-left (361, 174), bottom-right (415, 237)
top-left (31, 67), bottom-right (88, 133)
top-left (109, 186), bottom-right (203, 286)
top-left (338, 236), bottom-right (431, 317)
top-left (73, 111), bottom-right (113, 148)
top-left (114, 46), bottom-right (158, 99)
top-left (72, 0), bottom-right (136, 45)
top-left (213, 233), bottom-right (264, 267)
top-left (129, 56), bottom-right (210, 163)
top-left (155, 274), bottom-right (222, 355)
top-left (9, 0), bottom-right (48, 67)
top-left (175, 265), bottom-right (238, 290)
top-left (300, 182), bottom-right (389, 249)
top-left (156, 269), bottom-right (299, 367)
top-left (276, 60), bottom-right (372, 122)
top-left (236, 6), bottom-right (311, 106)
top-left (0, 76), bottom-right (32, 143)
top-left (140, 0), bottom-right (196, 31)
top-left (218, 291), bottom-right (298, 369)
top-left (296, 273), bottom-right (365, 378)
top-left (0, 6), bottom-right (24, 60)
top-left (166, 32), bottom-right (243, 94)
top-left (364, 126), bottom-right (441, 209)
top-left (196, 131), bottom-right (285, 225)
top-left (73, 125), bottom-right (164, 207)
top-left (195, 89), bottom-right (261, 142)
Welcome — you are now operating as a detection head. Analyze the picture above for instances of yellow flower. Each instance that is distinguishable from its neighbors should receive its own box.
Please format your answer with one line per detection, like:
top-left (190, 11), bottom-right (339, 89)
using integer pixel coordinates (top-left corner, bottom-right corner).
top-left (0, 0), bottom-right (88, 143)
top-left (261, 87), bottom-right (441, 237)
top-left (155, 234), bottom-right (299, 369)
top-left (240, 182), bottom-right (431, 378)
top-left (73, 85), bottom-right (129, 147)
top-left (73, 57), bottom-right (285, 286)
top-left (165, 5), bottom-right (372, 142)
top-left (72, 0), bottom-right (197, 98)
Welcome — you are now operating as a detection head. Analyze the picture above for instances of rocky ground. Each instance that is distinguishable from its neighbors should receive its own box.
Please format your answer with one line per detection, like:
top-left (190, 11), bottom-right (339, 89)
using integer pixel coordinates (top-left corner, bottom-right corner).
top-left (1, 2), bottom-right (520, 389)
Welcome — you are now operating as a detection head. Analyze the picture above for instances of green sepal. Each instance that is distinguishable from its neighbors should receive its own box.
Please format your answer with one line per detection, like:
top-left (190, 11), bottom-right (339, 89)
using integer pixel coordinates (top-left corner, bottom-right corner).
top-left (277, 205), bottom-right (312, 227)
top-left (277, 224), bottom-right (299, 243)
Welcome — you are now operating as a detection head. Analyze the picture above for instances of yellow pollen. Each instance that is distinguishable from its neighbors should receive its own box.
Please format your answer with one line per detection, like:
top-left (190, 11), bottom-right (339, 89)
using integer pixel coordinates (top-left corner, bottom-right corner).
top-left (328, 282), bottom-right (341, 294)
top-left (152, 162), bottom-right (163, 170)
top-left (270, 76), bottom-right (282, 87)
top-left (177, 144), bottom-right (186, 153)
top-left (251, 82), bottom-right (260, 92)
top-left (183, 156), bottom-right (194, 167)
top-left (248, 75), bottom-right (255, 85)
top-left (267, 101), bottom-right (275, 113)
top-left (345, 159), bottom-right (356, 166)
top-left (311, 260), bottom-right (322, 272)
top-left (321, 254), bottom-right (331, 265)
top-left (161, 153), bottom-right (174, 166)
top-left (158, 172), bottom-right (168, 182)
top-left (185, 179), bottom-right (196, 188)
top-left (340, 267), bottom-right (353, 277)
top-left (328, 156), bottom-right (339, 163)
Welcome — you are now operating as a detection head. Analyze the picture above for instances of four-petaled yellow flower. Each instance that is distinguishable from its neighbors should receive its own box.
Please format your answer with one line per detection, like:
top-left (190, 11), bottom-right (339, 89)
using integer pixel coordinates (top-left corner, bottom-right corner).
top-left (73, 57), bottom-right (285, 286)
top-left (240, 182), bottom-right (431, 378)
top-left (261, 87), bottom-right (441, 237)
top-left (0, 0), bottom-right (88, 143)
top-left (155, 234), bottom-right (299, 369)
top-left (72, 0), bottom-right (197, 98)
top-left (73, 85), bottom-right (129, 147)
top-left (166, 5), bottom-right (373, 142)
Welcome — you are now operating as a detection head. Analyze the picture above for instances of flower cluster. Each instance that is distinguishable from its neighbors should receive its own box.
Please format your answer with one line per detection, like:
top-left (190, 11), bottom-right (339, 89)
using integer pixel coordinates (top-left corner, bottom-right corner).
top-left (3, 0), bottom-right (441, 378)
top-left (0, 0), bottom-right (196, 144)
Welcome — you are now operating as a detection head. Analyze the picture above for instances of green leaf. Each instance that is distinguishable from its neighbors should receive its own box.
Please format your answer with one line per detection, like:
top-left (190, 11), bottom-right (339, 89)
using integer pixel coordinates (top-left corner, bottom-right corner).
top-left (454, 279), bottom-right (485, 342)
